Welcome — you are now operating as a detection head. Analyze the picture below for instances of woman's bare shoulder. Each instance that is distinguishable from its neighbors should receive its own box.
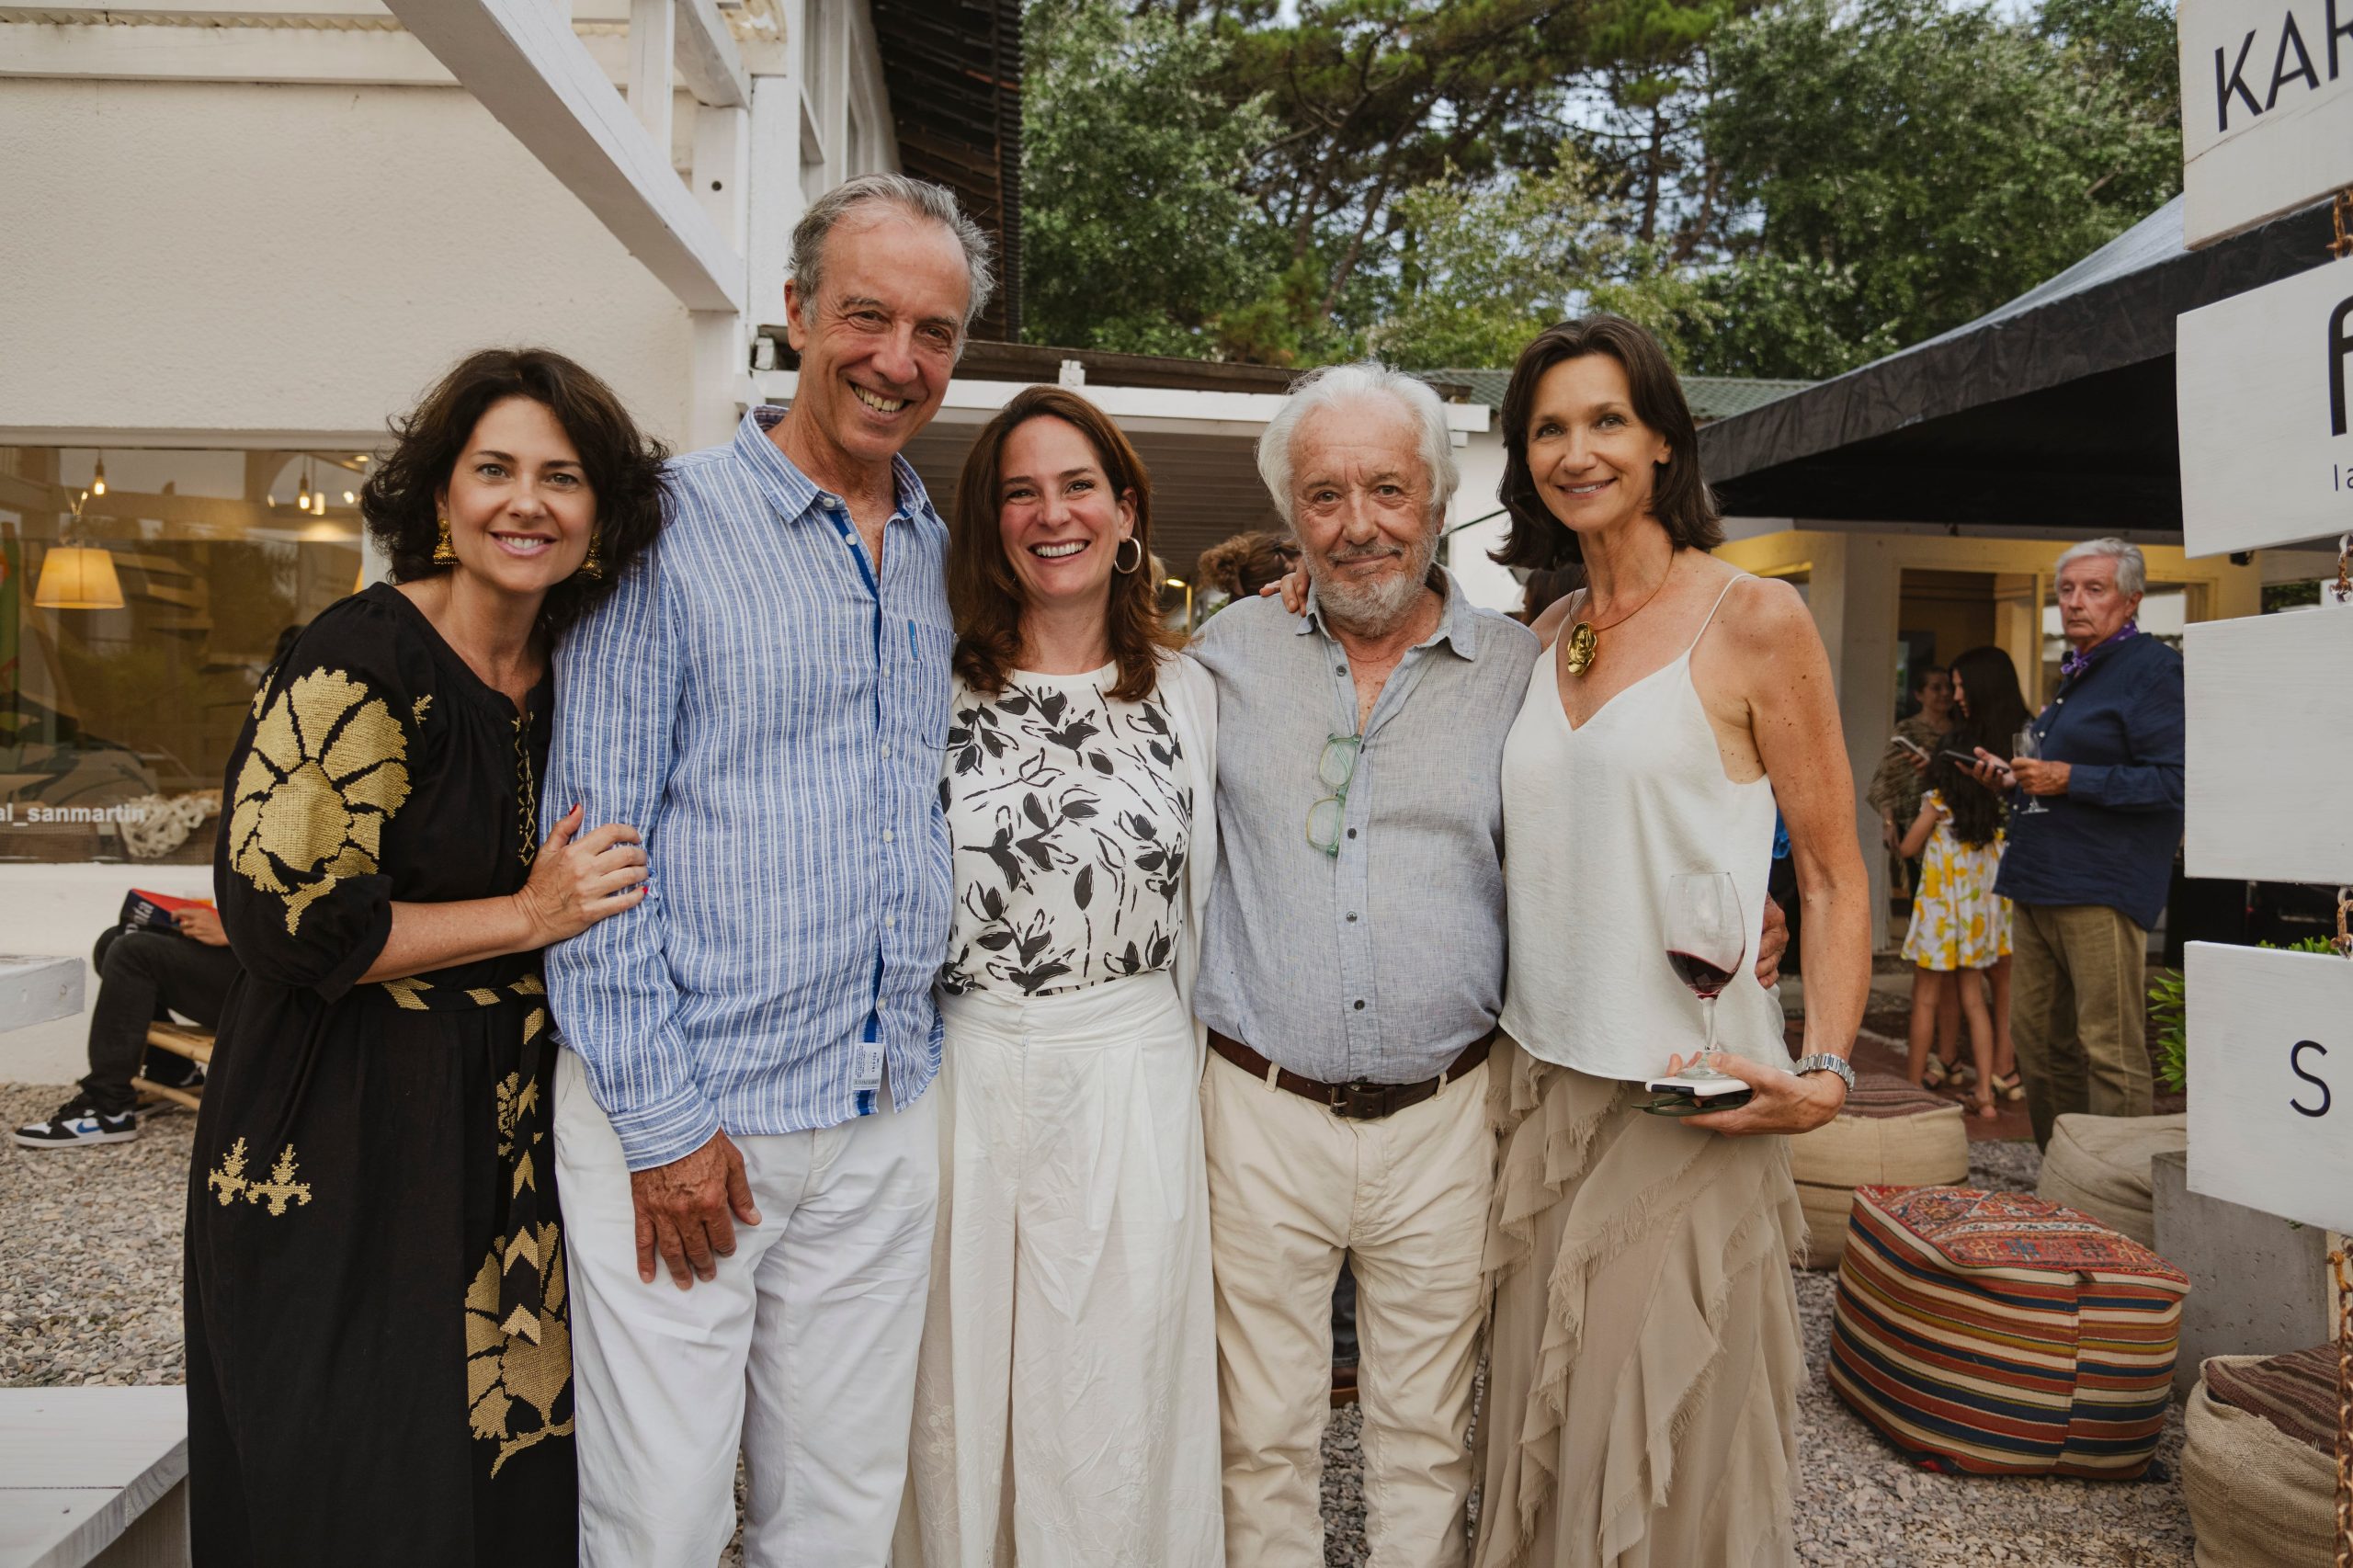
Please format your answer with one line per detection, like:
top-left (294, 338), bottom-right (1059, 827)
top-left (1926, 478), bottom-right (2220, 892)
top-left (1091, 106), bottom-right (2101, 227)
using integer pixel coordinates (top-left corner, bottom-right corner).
top-left (1529, 591), bottom-right (1578, 651)
top-left (1715, 572), bottom-right (1817, 653)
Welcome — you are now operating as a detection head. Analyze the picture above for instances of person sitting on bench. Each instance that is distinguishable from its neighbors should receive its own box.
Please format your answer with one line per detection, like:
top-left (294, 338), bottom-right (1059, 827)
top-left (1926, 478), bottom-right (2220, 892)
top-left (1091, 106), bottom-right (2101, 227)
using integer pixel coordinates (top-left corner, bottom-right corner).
top-left (13, 911), bottom-right (238, 1149)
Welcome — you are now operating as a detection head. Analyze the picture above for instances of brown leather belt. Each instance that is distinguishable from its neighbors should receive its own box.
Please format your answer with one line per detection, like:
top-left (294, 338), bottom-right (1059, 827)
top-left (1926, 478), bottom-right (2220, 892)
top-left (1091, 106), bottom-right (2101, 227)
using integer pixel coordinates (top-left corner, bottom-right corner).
top-left (1208, 1029), bottom-right (1492, 1121)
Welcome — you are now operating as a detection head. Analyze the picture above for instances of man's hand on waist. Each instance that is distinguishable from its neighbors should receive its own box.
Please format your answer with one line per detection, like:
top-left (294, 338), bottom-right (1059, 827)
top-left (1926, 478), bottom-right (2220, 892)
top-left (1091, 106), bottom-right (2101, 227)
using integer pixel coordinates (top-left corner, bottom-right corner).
top-left (1755, 896), bottom-right (1789, 989)
top-left (630, 1130), bottom-right (761, 1290)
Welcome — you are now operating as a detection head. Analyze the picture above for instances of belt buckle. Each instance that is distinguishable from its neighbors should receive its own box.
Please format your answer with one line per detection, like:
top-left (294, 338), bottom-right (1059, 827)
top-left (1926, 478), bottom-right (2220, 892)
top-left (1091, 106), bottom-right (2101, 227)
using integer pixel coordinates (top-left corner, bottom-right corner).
top-left (1332, 1080), bottom-right (1392, 1120)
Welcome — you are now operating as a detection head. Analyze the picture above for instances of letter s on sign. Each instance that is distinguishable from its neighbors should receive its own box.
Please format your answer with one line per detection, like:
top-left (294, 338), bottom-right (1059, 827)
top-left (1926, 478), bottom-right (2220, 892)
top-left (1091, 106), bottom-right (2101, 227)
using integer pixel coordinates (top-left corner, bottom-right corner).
top-left (2289, 1040), bottom-right (2329, 1119)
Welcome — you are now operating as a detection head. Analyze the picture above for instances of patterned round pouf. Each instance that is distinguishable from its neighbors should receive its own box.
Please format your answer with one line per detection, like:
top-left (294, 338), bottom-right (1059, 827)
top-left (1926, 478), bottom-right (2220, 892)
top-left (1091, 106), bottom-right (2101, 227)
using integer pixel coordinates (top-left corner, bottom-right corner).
top-left (1829, 1184), bottom-right (2188, 1478)
top-left (1788, 1073), bottom-right (1969, 1267)
top-left (2182, 1349), bottom-right (2340, 1567)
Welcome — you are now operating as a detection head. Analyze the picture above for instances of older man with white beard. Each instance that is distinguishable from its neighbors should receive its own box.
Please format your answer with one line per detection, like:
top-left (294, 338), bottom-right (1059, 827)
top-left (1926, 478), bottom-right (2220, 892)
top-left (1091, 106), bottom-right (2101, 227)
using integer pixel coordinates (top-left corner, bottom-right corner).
top-left (1188, 363), bottom-right (1540, 1568)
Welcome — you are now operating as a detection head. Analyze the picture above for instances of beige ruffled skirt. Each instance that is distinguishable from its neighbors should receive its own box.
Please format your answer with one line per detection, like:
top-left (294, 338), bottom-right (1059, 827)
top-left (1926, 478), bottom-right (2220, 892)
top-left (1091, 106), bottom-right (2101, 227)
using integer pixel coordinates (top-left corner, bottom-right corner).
top-left (1472, 1037), bottom-right (1805, 1568)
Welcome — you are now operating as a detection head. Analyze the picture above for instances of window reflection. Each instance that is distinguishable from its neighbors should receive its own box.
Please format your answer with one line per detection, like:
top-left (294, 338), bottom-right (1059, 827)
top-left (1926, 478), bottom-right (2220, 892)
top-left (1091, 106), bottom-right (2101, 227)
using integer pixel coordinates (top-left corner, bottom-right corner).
top-left (0, 446), bottom-right (366, 864)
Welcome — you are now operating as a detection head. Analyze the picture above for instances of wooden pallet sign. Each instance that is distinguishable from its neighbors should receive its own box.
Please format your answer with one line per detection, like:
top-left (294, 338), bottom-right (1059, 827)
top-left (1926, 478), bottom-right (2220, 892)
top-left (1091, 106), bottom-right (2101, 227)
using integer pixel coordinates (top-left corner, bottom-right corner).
top-left (2177, 260), bottom-right (2353, 557)
top-left (2178, 0), bottom-right (2353, 248)
top-left (2186, 942), bottom-right (2353, 1235)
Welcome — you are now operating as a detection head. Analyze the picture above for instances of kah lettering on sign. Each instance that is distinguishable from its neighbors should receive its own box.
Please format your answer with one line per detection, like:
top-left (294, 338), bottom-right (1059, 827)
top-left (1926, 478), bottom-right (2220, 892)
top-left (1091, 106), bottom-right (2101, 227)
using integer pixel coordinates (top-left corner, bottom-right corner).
top-left (2178, 0), bottom-right (2353, 244)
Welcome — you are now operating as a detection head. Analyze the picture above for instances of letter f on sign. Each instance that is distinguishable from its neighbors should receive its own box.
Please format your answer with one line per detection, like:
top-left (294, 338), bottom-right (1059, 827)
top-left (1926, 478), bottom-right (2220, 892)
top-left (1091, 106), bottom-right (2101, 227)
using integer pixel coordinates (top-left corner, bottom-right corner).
top-left (2332, 298), bottom-right (2353, 438)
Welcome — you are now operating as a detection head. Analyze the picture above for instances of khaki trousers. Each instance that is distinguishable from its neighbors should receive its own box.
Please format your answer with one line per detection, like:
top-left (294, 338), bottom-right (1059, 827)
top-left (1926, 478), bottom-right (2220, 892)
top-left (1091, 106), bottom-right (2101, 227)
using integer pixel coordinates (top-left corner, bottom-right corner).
top-left (1200, 1050), bottom-right (1493, 1568)
top-left (2009, 901), bottom-right (2152, 1149)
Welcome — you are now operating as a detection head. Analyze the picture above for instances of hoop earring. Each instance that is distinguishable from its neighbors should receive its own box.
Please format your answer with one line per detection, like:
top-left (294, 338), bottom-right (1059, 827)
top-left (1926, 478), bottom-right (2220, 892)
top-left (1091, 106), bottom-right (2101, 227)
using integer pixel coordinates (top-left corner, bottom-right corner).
top-left (432, 516), bottom-right (458, 566)
top-left (1114, 537), bottom-right (1144, 575)
top-left (576, 530), bottom-right (605, 581)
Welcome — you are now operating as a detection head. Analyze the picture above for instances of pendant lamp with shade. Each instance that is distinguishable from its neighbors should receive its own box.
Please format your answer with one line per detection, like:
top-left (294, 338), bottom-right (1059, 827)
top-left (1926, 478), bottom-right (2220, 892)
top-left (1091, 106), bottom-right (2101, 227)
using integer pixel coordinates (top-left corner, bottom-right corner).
top-left (34, 489), bottom-right (124, 611)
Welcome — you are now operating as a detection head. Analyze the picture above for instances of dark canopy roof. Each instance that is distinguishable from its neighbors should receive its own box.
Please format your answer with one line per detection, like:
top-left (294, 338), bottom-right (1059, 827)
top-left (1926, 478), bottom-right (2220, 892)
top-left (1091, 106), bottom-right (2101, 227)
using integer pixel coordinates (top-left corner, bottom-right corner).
top-left (1699, 194), bottom-right (2338, 531)
top-left (875, 0), bottom-right (1024, 341)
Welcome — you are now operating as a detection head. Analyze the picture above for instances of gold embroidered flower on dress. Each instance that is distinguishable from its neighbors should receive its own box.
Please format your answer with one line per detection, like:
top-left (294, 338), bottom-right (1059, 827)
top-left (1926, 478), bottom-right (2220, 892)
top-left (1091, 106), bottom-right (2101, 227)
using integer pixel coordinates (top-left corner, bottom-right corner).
top-left (465, 1221), bottom-right (574, 1474)
top-left (205, 1137), bottom-right (314, 1216)
top-left (228, 669), bottom-right (412, 934)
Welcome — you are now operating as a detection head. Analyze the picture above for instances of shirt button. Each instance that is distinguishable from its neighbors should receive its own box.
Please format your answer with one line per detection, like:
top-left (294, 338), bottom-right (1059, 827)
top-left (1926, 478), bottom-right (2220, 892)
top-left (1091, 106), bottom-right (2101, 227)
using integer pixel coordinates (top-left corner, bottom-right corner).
top-left (1347, 828), bottom-right (1358, 840)
top-left (881, 829), bottom-right (895, 844)
top-left (1335, 665), bottom-right (1347, 676)
top-left (881, 744), bottom-right (892, 758)
top-left (1346, 912), bottom-right (1358, 922)
top-left (884, 915), bottom-right (896, 928)
top-left (1353, 999), bottom-right (1366, 1010)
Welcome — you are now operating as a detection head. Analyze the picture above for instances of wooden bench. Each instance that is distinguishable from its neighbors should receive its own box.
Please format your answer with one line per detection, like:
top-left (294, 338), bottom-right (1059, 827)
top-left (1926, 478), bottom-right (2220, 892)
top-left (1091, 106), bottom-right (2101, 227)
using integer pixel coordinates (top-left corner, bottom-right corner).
top-left (0, 1387), bottom-right (188, 1567)
top-left (129, 1026), bottom-right (212, 1114)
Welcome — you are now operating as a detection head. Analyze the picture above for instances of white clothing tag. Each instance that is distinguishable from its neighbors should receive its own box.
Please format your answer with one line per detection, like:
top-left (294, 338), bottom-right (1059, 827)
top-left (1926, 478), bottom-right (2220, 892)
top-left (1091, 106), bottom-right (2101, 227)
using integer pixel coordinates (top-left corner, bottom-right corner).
top-left (852, 1040), bottom-right (886, 1094)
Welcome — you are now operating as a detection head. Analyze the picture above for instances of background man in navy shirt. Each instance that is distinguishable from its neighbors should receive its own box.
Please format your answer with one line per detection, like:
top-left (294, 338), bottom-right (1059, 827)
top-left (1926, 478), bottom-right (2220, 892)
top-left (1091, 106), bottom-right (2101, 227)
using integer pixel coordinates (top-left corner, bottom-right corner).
top-left (1973, 538), bottom-right (2183, 1148)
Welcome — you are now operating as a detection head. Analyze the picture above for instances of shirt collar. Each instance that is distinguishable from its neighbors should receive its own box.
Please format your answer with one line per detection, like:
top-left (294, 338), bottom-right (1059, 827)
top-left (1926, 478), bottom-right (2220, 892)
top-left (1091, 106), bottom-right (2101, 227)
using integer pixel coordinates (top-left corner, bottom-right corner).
top-left (735, 404), bottom-right (938, 527)
top-left (2058, 619), bottom-right (2138, 682)
top-left (1298, 564), bottom-right (1483, 660)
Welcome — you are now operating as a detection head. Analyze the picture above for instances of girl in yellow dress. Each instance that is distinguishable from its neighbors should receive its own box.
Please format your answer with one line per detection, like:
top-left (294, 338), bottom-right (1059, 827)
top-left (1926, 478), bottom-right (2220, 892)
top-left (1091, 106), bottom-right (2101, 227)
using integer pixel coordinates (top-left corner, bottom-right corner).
top-left (1892, 781), bottom-right (2005, 1111)
top-left (1897, 645), bottom-right (2028, 1118)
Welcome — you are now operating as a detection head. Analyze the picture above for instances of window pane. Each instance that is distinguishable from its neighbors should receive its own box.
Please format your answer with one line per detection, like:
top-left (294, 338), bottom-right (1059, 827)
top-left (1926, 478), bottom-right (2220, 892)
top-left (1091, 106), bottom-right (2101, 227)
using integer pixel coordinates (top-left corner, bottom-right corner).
top-left (0, 446), bottom-right (365, 864)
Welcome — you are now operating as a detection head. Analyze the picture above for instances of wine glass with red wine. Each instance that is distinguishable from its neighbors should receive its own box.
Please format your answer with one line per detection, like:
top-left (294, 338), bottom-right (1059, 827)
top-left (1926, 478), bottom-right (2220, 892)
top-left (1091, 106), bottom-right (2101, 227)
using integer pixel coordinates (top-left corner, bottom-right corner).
top-left (1665, 870), bottom-right (1746, 1082)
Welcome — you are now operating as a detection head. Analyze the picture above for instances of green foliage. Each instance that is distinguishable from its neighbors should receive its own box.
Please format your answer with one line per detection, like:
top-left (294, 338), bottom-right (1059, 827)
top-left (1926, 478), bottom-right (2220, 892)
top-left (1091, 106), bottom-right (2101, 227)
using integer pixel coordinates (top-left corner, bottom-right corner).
top-left (1020, 0), bottom-right (1282, 354)
top-left (2149, 938), bottom-right (2340, 1095)
top-left (2263, 580), bottom-right (2323, 612)
top-left (1690, 0), bottom-right (2181, 377)
top-left (2147, 966), bottom-right (2187, 1095)
top-left (1136, 0), bottom-right (1602, 349)
top-left (1371, 146), bottom-right (1711, 370)
top-left (1020, 0), bottom-right (2185, 377)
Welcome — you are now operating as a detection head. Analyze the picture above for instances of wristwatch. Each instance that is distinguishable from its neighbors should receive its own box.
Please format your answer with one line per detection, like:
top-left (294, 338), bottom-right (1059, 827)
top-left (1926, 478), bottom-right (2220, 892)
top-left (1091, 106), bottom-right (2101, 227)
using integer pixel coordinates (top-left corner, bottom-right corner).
top-left (1790, 1053), bottom-right (1857, 1096)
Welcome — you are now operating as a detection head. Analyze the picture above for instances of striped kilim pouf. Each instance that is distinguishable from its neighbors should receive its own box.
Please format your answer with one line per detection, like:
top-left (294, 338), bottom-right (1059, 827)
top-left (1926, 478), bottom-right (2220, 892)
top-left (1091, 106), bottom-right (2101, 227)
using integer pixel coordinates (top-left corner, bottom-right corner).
top-left (1828, 1184), bottom-right (2188, 1478)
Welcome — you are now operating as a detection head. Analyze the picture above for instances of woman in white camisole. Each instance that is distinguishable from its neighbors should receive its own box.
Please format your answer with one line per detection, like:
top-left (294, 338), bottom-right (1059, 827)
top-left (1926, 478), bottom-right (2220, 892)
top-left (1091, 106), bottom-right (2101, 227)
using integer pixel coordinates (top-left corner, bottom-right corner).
top-left (1471, 317), bottom-right (1872, 1568)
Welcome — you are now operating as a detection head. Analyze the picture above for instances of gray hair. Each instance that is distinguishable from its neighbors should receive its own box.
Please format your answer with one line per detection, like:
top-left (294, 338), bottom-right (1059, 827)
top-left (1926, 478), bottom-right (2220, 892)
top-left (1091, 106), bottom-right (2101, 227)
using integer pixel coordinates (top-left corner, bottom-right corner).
top-left (1257, 363), bottom-right (1460, 530)
top-left (790, 174), bottom-right (997, 333)
top-left (2054, 537), bottom-right (2146, 597)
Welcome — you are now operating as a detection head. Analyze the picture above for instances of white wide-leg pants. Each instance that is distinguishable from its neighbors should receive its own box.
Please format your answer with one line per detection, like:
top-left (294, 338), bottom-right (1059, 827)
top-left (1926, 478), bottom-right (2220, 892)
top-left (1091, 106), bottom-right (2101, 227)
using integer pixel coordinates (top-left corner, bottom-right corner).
top-left (554, 1049), bottom-right (939, 1568)
top-left (896, 971), bottom-right (1223, 1568)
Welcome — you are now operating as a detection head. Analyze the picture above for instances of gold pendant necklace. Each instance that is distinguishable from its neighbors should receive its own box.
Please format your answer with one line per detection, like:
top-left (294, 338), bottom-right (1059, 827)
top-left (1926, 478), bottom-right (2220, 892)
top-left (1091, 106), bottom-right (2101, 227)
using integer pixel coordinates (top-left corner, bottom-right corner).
top-left (1562, 619), bottom-right (1601, 676)
top-left (1561, 567), bottom-right (1671, 678)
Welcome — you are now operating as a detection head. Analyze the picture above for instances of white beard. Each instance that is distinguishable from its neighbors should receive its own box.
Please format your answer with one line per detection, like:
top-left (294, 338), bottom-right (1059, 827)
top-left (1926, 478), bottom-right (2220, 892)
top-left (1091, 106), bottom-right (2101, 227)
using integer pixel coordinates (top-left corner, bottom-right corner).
top-left (1308, 528), bottom-right (1439, 636)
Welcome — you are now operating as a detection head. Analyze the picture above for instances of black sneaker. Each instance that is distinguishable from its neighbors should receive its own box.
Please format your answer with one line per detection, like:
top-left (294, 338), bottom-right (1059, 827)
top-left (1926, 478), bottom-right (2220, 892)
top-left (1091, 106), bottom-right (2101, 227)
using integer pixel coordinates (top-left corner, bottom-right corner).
top-left (12, 1096), bottom-right (136, 1149)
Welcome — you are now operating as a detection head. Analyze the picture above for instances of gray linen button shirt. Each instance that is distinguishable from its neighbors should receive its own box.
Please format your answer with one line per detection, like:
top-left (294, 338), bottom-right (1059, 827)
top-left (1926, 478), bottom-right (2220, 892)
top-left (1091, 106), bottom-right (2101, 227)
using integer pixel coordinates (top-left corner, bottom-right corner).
top-left (1190, 570), bottom-right (1540, 1085)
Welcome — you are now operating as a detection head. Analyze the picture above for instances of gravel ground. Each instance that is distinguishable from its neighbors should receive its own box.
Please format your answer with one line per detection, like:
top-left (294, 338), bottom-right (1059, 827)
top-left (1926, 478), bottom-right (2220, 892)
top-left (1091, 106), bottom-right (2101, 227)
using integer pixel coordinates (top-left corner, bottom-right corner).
top-left (1, 1084), bottom-right (192, 1389)
top-left (5, 1085), bottom-right (2196, 1565)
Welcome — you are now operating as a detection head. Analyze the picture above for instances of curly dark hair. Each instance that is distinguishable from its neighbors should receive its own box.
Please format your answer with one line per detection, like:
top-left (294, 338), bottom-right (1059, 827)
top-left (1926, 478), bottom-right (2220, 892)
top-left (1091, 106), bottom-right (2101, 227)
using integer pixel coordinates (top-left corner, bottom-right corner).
top-left (1929, 644), bottom-right (2032, 848)
top-left (949, 385), bottom-right (1184, 702)
top-left (359, 347), bottom-right (668, 638)
top-left (1197, 529), bottom-right (1300, 602)
top-left (1491, 314), bottom-right (1722, 572)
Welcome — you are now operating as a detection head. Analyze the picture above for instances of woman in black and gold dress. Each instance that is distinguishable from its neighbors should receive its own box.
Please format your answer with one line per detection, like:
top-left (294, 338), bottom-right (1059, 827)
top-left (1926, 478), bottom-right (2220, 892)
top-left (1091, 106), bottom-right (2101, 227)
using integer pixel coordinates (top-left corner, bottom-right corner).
top-left (184, 348), bottom-right (665, 1564)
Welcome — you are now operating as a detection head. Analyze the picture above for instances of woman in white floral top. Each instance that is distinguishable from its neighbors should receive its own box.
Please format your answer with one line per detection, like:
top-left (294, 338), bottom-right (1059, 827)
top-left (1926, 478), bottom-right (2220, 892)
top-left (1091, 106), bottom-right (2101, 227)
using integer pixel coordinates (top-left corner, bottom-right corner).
top-left (896, 386), bottom-right (1222, 1568)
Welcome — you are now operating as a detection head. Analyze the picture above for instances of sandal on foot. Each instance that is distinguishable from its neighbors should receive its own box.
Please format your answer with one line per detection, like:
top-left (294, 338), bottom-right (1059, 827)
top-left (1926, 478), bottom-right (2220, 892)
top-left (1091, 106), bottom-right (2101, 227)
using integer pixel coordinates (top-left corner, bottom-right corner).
top-left (1949, 1062), bottom-right (1979, 1088)
top-left (1921, 1058), bottom-right (1949, 1089)
top-left (1993, 1071), bottom-right (2025, 1102)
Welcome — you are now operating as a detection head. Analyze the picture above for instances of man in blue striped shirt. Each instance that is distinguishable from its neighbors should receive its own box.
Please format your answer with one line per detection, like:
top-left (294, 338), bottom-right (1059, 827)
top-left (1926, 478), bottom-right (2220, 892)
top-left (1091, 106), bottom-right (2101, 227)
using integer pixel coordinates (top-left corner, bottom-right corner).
top-left (546, 176), bottom-right (990, 1568)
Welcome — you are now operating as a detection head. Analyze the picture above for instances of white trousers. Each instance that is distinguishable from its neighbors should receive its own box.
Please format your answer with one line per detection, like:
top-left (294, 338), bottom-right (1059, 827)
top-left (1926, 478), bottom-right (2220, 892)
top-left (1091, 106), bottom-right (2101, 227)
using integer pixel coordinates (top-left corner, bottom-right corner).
top-left (554, 1049), bottom-right (939, 1568)
top-left (896, 972), bottom-right (1223, 1568)
top-left (1201, 1048), bottom-right (1494, 1568)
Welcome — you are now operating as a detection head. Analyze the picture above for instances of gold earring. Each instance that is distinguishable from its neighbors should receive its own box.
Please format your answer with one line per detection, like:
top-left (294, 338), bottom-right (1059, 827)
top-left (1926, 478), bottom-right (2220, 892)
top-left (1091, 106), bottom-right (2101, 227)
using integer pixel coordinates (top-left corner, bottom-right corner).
top-left (577, 531), bottom-right (605, 581)
top-left (432, 516), bottom-right (458, 566)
